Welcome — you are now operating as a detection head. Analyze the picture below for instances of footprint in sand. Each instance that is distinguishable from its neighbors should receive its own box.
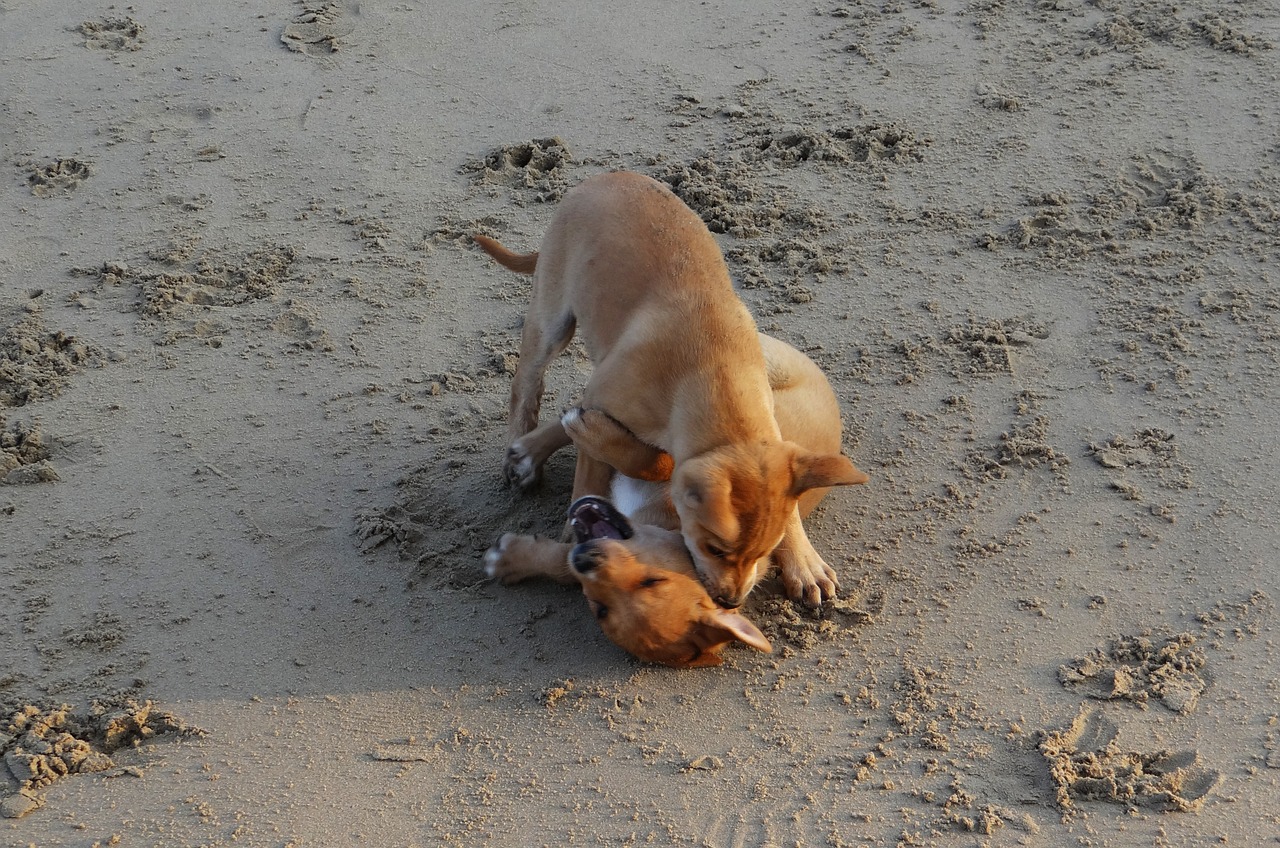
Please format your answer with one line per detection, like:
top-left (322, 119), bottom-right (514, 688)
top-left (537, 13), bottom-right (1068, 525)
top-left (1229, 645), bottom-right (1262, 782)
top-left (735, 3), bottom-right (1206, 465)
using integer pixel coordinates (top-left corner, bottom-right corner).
top-left (1040, 708), bottom-right (1221, 814)
top-left (282, 2), bottom-right (358, 57)
top-left (77, 18), bottom-right (144, 53)
top-left (26, 159), bottom-right (91, 198)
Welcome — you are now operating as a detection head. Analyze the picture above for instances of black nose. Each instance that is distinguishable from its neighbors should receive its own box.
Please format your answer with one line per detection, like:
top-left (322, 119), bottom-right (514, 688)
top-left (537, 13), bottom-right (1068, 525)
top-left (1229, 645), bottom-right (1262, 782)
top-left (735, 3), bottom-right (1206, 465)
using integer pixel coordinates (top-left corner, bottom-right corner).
top-left (571, 542), bottom-right (603, 575)
top-left (712, 592), bottom-right (743, 610)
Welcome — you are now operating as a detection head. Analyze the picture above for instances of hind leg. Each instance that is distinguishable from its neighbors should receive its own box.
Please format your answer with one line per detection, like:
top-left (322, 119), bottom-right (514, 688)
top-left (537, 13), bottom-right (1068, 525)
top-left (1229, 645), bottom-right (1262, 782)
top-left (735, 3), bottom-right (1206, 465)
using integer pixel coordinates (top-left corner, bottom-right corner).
top-left (504, 310), bottom-right (576, 488)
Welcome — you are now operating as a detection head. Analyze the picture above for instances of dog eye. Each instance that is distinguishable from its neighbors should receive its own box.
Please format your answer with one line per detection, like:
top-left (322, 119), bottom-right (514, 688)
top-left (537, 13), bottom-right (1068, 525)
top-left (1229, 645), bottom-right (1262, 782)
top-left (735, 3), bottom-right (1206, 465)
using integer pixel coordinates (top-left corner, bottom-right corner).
top-left (705, 544), bottom-right (727, 559)
top-left (639, 576), bottom-right (666, 588)
top-left (595, 604), bottom-right (609, 620)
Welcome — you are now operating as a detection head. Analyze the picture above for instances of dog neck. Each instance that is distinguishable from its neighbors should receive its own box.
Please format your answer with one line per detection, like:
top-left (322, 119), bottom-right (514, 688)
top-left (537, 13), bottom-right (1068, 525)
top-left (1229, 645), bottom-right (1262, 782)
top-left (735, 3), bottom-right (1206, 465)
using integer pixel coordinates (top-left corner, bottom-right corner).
top-left (668, 373), bottom-right (782, 460)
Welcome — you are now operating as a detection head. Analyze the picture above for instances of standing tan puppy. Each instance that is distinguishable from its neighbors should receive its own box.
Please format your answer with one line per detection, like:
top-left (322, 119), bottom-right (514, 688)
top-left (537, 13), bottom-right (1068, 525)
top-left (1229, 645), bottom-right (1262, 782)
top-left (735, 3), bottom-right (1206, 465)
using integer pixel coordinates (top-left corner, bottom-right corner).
top-left (475, 171), bottom-right (868, 607)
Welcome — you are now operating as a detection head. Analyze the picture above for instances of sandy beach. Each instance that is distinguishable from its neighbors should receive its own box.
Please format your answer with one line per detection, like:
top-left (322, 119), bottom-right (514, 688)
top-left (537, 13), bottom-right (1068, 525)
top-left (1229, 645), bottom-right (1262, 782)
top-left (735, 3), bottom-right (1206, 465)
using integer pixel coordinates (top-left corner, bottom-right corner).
top-left (2, 1), bottom-right (1279, 845)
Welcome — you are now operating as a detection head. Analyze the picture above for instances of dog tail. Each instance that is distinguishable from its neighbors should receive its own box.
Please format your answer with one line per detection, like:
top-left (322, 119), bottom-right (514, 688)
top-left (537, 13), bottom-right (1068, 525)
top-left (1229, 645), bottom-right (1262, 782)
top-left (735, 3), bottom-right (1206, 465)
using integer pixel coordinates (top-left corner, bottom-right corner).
top-left (473, 235), bottom-right (538, 275)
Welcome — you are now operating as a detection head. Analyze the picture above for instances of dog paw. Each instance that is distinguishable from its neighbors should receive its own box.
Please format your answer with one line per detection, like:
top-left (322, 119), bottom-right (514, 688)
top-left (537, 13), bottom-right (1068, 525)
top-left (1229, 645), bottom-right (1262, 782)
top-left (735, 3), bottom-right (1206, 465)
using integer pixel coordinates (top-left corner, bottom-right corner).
top-left (561, 406), bottom-right (615, 448)
top-left (503, 441), bottom-right (541, 490)
top-left (483, 532), bottom-right (574, 584)
top-left (561, 406), bottom-right (599, 455)
top-left (483, 534), bottom-right (518, 582)
top-left (561, 406), bottom-right (673, 481)
top-left (560, 406), bottom-right (607, 457)
top-left (777, 551), bottom-right (840, 608)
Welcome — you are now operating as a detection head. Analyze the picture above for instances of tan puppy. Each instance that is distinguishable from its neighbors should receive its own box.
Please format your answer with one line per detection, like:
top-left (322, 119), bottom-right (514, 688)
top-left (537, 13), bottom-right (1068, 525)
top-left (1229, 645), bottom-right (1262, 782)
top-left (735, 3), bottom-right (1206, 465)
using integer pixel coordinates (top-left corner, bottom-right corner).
top-left (475, 171), bottom-right (868, 608)
top-left (488, 486), bottom-right (771, 668)
top-left (485, 334), bottom-right (844, 667)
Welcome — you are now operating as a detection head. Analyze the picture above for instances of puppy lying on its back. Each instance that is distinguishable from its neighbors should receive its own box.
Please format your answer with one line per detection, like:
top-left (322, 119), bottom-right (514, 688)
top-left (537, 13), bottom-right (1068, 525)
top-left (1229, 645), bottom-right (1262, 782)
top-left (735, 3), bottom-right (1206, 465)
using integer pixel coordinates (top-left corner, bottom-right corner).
top-left (491, 483), bottom-right (771, 668)
top-left (485, 334), bottom-right (849, 667)
top-left (475, 171), bottom-right (867, 610)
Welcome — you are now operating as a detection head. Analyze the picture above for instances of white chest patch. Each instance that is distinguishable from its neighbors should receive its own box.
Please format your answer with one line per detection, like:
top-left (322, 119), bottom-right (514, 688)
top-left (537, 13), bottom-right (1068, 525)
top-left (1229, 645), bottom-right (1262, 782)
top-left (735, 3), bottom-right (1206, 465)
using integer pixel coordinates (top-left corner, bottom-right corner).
top-left (610, 475), bottom-right (661, 518)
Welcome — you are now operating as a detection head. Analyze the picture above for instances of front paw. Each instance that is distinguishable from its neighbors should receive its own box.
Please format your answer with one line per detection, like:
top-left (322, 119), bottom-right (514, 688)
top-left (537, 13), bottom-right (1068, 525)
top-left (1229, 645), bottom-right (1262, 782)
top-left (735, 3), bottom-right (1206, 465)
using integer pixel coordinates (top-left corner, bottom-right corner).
top-left (503, 441), bottom-right (541, 490)
top-left (777, 550), bottom-right (840, 608)
top-left (559, 406), bottom-right (594, 450)
top-left (483, 533), bottom-right (523, 584)
top-left (483, 532), bottom-right (575, 585)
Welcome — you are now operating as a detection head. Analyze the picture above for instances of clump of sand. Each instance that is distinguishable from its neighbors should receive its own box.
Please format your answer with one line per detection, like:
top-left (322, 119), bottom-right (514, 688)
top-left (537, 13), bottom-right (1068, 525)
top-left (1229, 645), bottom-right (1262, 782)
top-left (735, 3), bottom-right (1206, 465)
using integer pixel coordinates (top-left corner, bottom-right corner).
top-left (89, 246), bottom-right (296, 320)
top-left (281, 2), bottom-right (355, 56)
top-left (0, 301), bottom-right (101, 410)
top-left (0, 300), bottom-right (94, 485)
top-left (0, 701), bottom-right (201, 819)
top-left (1059, 632), bottom-right (1207, 714)
top-left (77, 17), bottom-right (144, 53)
top-left (752, 588), bottom-right (884, 650)
top-left (0, 417), bottom-right (56, 485)
top-left (74, 246), bottom-right (298, 348)
top-left (943, 317), bottom-right (1049, 376)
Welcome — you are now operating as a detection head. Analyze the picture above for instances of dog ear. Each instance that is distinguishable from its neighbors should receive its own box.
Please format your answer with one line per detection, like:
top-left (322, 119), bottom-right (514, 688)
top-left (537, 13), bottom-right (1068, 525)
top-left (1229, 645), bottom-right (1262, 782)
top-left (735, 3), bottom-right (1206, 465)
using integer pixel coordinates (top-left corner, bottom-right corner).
top-left (678, 466), bottom-right (739, 545)
top-left (701, 609), bottom-right (773, 654)
top-left (790, 451), bottom-right (869, 496)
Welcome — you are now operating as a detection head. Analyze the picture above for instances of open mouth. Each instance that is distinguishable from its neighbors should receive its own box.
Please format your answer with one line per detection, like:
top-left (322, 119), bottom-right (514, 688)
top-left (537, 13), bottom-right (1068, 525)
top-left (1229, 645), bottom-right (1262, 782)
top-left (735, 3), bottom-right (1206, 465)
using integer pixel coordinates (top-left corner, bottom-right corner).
top-left (568, 496), bottom-right (634, 544)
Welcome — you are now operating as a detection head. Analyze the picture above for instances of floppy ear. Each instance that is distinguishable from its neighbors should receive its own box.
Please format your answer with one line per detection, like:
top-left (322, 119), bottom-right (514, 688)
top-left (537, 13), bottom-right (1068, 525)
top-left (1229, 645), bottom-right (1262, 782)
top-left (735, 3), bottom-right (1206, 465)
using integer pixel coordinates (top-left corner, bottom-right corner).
top-left (702, 609), bottom-right (773, 654)
top-left (790, 452), bottom-right (869, 496)
top-left (678, 610), bottom-right (771, 667)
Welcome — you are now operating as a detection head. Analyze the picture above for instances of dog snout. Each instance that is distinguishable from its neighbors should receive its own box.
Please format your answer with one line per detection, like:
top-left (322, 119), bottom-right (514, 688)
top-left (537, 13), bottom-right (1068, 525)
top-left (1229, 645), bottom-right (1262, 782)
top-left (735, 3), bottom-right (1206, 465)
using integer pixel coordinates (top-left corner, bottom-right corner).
top-left (570, 542), bottom-right (603, 576)
top-left (703, 573), bottom-right (745, 608)
top-left (712, 591), bottom-right (745, 610)
top-left (694, 565), bottom-right (745, 609)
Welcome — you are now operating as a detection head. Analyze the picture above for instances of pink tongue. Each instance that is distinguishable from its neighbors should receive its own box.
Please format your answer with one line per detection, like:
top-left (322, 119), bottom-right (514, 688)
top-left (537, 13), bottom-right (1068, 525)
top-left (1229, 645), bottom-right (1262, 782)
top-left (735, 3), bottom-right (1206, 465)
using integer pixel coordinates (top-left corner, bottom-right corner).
top-left (590, 517), bottom-right (623, 540)
top-left (573, 503), bottom-right (623, 540)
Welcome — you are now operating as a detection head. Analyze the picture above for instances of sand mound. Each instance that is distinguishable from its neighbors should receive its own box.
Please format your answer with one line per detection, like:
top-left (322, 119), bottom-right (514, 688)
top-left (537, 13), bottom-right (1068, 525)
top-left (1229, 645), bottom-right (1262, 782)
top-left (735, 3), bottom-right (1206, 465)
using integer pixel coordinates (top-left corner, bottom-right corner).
top-left (0, 701), bottom-right (201, 819)
top-left (1059, 632), bottom-right (1207, 714)
top-left (0, 302), bottom-right (101, 410)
